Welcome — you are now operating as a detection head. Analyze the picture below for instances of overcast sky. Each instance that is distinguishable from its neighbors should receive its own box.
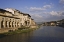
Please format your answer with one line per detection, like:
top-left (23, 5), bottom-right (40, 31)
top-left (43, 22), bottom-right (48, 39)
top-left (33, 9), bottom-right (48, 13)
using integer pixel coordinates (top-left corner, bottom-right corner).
top-left (0, 0), bottom-right (64, 22)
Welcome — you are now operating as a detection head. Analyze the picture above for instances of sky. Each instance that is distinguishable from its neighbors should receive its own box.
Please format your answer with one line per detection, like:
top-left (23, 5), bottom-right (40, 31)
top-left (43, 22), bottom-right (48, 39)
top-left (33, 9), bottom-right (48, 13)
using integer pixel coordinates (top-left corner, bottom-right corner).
top-left (0, 0), bottom-right (64, 22)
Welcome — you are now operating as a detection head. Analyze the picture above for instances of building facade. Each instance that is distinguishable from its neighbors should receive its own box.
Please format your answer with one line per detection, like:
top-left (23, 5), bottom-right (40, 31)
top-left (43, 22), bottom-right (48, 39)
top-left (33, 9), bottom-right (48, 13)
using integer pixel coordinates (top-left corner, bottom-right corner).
top-left (0, 8), bottom-right (37, 33)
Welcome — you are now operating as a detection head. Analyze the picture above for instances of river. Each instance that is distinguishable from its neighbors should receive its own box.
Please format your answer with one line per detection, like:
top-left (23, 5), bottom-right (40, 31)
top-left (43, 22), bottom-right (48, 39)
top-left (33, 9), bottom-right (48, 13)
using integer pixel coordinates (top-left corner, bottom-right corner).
top-left (0, 26), bottom-right (64, 42)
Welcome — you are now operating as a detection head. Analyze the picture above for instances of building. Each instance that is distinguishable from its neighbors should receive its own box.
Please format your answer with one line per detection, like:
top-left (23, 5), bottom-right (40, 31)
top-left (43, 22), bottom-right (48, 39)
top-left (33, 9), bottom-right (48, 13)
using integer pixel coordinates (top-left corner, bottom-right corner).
top-left (50, 21), bottom-right (56, 26)
top-left (0, 8), bottom-right (37, 33)
top-left (5, 8), bottom-right (32, 27)
top-left (56, 19), bottom-right (64, 27)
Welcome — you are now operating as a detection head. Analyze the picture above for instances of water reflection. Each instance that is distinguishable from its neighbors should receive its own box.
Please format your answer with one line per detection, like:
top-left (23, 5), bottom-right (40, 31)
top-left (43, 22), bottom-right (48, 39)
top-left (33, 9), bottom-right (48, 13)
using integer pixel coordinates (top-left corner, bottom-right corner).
top-left (30, 26), bottom-right (64, 42)
top-left (0, 26), bottom-right (64, 42)
top-left (0, 32), bottom-right (33, 42)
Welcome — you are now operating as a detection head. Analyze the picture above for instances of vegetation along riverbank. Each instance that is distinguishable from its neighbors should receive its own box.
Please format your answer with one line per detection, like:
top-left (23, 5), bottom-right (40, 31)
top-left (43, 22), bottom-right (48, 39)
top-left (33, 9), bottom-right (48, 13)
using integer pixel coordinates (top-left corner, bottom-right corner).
top-left (0, 26), bottom-right (39, 36)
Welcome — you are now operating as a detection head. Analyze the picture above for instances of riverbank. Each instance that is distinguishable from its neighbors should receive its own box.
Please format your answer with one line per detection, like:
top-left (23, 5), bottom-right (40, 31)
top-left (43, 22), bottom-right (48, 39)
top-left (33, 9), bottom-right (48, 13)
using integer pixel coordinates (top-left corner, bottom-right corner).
top-left (0, 27), bottom-right (38, 36)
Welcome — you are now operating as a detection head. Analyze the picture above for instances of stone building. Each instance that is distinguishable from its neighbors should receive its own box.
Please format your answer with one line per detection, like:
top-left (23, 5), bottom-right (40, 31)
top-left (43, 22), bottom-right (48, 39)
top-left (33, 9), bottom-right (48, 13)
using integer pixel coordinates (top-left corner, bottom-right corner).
top-left (0, 8), bottom-right (37, 33)
top-left (22, 13), bottom-right (31, 27)
top-left (0, 8), bottom-right (20, 33)
top-left (5, 8), bottom-right (31, 27)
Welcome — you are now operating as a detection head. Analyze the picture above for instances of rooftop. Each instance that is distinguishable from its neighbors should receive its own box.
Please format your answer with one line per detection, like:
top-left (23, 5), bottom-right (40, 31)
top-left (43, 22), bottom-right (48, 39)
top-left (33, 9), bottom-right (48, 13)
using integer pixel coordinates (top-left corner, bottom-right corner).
top-left (0, 8), bottom-right (12, 14)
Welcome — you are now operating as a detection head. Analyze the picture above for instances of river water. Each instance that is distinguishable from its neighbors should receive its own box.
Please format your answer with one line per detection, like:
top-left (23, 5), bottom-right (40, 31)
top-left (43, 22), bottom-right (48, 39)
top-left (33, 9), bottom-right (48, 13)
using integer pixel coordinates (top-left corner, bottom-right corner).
top-left (0, 26), bottom-right (64, 42)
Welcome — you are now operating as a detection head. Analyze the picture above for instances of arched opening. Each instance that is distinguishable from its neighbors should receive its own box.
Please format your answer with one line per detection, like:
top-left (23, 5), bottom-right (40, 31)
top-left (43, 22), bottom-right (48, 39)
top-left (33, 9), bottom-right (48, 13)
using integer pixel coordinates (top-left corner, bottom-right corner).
top-left (1, 21), bottom-right (4, 28)
top-left (12, 22), bottom-right (14, 27)
top-left (5, 21), bottom-right (7, 27)
top-left (9, 21), bottom-right (11, 27)
top-left (15, 22), bottom-right (16, 27)
top-left (25, 21), bottom-right (27, 26)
